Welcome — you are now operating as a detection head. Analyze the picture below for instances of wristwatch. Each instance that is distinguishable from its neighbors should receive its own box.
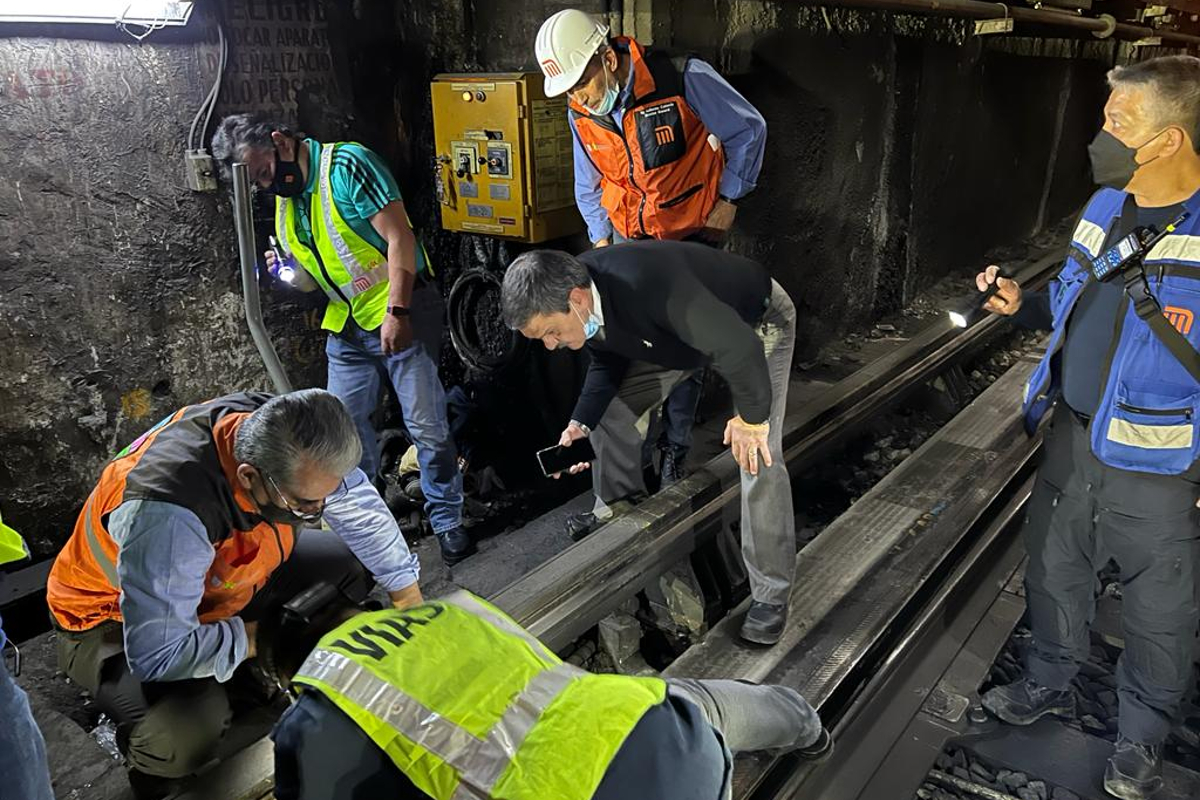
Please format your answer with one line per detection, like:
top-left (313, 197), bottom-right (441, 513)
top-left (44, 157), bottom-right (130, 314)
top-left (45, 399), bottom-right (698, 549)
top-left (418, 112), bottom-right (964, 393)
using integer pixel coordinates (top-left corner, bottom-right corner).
top-left (718, 194), bottom-right (739, 206)
top-left (387, 306), bottom-right (411, 317)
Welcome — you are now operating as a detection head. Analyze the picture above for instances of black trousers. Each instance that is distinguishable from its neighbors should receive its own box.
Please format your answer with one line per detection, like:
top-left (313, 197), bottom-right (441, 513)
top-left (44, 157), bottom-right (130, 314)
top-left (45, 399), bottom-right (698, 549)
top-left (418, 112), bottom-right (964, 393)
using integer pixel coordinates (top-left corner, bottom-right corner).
top-left (56, 528), bottom-right (371, 782)
top-left (1024, 404), bottom-right (1200, 744)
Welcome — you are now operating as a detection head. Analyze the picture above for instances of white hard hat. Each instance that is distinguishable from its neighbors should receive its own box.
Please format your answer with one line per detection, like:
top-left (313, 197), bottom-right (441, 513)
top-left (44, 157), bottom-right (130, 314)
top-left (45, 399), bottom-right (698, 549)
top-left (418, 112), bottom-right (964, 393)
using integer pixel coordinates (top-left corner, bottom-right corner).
top-left (535, 9), bottom-right (610, 97)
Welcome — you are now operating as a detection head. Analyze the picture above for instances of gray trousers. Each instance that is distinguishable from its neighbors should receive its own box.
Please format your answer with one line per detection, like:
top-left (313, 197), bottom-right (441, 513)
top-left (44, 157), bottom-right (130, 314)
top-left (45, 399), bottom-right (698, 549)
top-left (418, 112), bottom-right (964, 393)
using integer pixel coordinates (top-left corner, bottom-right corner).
top-left (668, 678), bottom-right (824, 799)
top-left (1024, 405), bottom-right (1200, 745)
top-left (591, 280), bottom-right (798, 605)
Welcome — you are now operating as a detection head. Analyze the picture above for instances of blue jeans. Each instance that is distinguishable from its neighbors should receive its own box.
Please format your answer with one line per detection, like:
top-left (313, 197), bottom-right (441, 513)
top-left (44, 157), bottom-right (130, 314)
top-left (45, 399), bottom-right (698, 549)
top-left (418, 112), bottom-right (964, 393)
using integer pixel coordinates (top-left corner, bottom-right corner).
top-left (0, 644), bottom-right (55, 800)
top-left (325, 287), bottom-right (462, 535)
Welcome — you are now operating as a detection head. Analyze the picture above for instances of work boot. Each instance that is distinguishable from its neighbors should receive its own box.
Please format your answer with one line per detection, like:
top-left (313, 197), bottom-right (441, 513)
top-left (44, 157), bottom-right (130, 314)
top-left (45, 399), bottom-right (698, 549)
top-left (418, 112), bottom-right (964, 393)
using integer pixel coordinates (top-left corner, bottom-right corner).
top-left (565, 512), bottom-right (600, 542)
top-left (739, 601), bottom-right (787, 646)
top-left (660, 445), bottom-right (689, 487)
top-left (1104, 736), bottom-right (1163, 800)
top-left (981, 677), bottom-right (1076, 726)
top-left (437, 527), bottom-right (475, 566)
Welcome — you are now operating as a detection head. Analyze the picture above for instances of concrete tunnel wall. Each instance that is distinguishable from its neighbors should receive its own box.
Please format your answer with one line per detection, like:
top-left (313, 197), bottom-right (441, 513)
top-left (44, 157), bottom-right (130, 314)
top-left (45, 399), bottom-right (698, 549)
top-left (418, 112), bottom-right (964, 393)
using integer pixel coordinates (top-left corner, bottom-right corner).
top-left (0, 0), bottom-right (1169, 560)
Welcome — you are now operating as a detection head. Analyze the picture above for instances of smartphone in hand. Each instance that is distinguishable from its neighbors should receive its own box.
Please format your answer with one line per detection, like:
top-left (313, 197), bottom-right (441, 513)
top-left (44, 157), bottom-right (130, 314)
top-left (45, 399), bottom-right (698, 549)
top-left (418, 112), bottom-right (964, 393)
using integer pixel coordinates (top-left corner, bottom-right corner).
top-left (537, 439), bottom-right (597, 477)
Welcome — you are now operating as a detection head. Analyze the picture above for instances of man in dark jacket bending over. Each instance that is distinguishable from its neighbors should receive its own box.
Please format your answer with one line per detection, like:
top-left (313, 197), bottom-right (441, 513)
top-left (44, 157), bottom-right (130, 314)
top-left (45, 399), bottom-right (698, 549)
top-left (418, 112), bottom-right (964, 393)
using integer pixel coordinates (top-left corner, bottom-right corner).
top-left (500, 241), bottom-right (798, 644)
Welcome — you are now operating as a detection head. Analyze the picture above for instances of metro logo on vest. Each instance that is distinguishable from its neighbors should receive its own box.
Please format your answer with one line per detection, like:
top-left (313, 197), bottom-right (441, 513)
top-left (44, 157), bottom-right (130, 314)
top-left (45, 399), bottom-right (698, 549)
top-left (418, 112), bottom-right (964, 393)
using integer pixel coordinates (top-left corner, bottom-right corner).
top-left (635, 102), bottom-right (685, 169)
top-left (1165, 305), bottom-right (1194, 335)
top-left (1022, 186), bottom-right (1200, 475)
top-left (569, 38), bottom-right (724, 240)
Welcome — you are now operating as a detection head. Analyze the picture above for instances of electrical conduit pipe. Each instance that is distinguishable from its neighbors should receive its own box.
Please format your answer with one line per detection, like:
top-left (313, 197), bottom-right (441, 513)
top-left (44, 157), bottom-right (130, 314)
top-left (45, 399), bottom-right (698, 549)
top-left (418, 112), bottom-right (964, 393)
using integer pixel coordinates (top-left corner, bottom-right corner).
top-left (806, 0), bottom-right (1200, 48)
top-left (232, 162), bottom-right (293, 394)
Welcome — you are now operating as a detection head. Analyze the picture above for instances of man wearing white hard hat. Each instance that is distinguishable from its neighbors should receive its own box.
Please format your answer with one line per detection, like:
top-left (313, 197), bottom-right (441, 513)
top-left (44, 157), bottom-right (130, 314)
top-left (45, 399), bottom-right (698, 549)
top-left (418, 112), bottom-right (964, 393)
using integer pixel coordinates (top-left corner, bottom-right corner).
top-left (535, 8), bottom-right (768, 512)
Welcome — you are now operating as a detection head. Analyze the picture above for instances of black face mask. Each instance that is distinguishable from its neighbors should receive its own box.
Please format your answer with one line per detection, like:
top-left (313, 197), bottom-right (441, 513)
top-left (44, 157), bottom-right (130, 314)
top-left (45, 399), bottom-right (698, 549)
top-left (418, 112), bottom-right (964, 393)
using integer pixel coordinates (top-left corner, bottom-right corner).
top-left (256, 500), bottom-right (315, 526)
top-left (1088, 128), bottom-right (1167, 190)
top-left (271, 150), bottom-right (305, 197)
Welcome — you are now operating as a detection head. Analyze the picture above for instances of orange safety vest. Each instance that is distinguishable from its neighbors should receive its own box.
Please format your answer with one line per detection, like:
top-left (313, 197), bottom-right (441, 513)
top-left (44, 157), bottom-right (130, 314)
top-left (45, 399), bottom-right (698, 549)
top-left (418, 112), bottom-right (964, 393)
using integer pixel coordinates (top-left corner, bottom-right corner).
top-left (47, 393), bottom-right (297, 632)
top-left (570, 38), bottom-right (725, 241)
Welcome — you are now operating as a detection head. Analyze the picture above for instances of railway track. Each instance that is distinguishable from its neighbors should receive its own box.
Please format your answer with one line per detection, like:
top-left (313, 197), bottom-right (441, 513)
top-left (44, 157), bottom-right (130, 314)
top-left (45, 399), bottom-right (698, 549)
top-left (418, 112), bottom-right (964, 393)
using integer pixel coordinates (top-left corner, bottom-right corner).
top-left (176, 251), bottom-right (1068, 800)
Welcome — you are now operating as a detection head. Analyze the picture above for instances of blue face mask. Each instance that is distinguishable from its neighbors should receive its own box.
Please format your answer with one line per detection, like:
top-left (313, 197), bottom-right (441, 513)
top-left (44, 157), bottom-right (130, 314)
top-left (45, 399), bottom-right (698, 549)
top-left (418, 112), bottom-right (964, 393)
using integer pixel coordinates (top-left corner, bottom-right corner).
top-left (584, 62), bottom-right (619, 117)
top-left (572, 304), bottom-right (601, 340)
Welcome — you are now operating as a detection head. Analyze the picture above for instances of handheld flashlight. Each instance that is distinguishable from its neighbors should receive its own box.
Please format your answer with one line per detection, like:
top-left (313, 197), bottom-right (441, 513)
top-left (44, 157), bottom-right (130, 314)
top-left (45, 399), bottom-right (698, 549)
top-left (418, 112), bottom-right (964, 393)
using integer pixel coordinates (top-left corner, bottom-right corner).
top-left (268, 236), bottom-right (296, 284)
top-left (948, 273), bottom-right (1007, 329)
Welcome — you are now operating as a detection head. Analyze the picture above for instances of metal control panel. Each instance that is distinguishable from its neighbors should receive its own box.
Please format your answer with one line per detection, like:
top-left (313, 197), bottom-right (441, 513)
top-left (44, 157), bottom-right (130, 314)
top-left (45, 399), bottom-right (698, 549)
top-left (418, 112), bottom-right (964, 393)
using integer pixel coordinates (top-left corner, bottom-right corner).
top-left (431, 72), bottom-right (582, 242)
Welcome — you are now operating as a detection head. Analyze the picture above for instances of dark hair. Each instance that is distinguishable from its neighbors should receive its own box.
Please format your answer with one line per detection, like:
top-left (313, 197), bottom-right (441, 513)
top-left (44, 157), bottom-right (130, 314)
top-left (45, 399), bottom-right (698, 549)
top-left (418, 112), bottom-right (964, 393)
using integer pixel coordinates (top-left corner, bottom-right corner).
top-left (210, 113), bottom-right (295, 178)
top-left (233, 389), bottom-right (362, 486)
top-left (501, 250), bottom-right (592, 330)
top-left (1108, 56), bottom-right (1200, 153)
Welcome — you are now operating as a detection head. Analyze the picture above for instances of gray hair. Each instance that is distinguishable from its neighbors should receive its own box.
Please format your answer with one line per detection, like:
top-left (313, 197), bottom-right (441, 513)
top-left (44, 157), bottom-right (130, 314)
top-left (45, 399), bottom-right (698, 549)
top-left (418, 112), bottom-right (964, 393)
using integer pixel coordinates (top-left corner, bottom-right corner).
top-left (1108, 56), bottom-right (1200, 152)
top-left (233, 389), bottom-right (362, 485)
top-left (211, 113), bottom-right (295, 179)
top-left (501, 250), bottom-right (592, 329)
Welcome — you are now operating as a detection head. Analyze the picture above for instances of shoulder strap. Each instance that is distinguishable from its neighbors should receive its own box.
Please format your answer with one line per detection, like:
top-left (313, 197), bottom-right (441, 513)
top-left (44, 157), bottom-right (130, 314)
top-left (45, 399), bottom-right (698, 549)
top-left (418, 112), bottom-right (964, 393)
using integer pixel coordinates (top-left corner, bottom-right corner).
top-left (1125, 271), bottom-right (1200, 383)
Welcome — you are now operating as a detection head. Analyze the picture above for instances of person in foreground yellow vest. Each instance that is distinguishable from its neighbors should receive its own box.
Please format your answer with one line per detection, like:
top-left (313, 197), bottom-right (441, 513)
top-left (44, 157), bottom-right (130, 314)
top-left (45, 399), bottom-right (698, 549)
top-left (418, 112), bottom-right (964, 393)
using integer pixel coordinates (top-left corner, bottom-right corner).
top-left (266, 586), bottom-right (831, 800)
top-left (0, 513), bottom-right (55, 800)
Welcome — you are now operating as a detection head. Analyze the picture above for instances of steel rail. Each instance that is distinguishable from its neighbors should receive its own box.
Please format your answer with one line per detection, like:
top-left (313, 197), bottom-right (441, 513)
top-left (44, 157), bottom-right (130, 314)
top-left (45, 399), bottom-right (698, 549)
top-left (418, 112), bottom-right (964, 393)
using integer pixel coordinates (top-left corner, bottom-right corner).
top-left (494, 252), bottom-right (1061, 650)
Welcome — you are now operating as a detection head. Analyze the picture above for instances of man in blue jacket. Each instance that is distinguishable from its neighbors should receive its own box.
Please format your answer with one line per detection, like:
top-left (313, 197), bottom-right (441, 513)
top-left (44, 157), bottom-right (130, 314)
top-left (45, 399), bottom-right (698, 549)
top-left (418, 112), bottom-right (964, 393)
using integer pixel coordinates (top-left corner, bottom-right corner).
top-left (976, 56), bottom-right (1200, 800)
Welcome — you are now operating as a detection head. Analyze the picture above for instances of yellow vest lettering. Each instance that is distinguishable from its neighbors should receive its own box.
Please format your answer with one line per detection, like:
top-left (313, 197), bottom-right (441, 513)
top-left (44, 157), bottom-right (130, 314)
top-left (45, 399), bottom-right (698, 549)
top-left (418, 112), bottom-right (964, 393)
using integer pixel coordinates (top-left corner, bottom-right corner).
top-left (329, 605), bottom-right (445, 660)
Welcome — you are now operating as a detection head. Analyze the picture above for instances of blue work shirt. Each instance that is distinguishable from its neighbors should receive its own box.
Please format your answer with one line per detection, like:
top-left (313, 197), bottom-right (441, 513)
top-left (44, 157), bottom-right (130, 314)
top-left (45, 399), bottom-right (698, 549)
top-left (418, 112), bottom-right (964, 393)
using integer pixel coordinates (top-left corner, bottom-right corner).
top-left (571, 45), bottom-right (767, 243)
top-left (290, 138), bottom-right (428, 275)
top-left (111, 467), bottom-right (419, 684)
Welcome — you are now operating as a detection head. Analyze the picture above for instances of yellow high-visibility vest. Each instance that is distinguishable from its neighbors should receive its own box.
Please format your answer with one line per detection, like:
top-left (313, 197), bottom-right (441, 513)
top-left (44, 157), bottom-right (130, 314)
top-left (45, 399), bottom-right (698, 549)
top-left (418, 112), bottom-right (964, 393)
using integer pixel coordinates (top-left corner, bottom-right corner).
top-left (291, 591), bottom-right (666, 800)
top-left (0, 512), bottom-right (29, 566)
top-left (275, 142), bottom-right (424, 333)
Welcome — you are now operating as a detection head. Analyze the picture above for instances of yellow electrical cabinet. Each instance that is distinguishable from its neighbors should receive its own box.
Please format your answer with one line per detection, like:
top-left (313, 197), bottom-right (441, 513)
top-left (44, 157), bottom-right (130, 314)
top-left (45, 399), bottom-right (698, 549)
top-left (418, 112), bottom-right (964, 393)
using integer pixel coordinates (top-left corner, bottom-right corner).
top-left (431, 72), bottom-right (582, 243)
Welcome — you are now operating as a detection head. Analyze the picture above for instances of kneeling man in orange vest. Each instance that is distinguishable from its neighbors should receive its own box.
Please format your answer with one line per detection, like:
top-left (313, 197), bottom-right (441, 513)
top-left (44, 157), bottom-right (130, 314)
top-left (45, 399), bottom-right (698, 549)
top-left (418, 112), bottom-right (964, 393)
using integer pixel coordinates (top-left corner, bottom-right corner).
top-left (46, 389), bottom-right (422, 799)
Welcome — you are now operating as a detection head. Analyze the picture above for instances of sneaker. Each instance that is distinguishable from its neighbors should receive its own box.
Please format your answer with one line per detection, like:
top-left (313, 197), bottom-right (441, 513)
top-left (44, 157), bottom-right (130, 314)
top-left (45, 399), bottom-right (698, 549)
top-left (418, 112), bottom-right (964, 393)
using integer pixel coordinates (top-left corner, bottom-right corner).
top-left (437, 527), bottom-right (475, 566)
top-left (739, 601), bottom-right (787, 645)
top-left (981, 677), bottom-right (1076, 726)
top-left (1104, 736), bottom-right (1163, 800)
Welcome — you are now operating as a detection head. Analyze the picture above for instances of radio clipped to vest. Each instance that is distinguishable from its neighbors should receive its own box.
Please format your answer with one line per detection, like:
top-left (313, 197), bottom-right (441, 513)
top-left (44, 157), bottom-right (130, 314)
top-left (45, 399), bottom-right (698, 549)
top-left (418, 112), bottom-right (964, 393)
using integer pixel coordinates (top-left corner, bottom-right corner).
top-left (1088, 208), bottom-right (1200, 383)
top-left (1089, 211), bottom-right (1189, 282)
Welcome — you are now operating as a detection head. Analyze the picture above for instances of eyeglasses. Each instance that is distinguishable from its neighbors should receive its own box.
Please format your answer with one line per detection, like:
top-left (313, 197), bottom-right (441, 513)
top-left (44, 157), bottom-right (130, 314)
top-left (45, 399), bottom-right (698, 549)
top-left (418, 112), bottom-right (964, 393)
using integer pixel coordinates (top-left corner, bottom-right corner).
top-left (263, 472), bottom-right (349, 522)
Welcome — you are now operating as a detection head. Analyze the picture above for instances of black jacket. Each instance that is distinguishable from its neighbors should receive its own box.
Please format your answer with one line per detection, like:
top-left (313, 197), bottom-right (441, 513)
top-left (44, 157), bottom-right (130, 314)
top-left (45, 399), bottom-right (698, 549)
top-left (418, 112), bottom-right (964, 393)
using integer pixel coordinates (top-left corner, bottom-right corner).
top-left (571, 240), bottom-right (775, 429)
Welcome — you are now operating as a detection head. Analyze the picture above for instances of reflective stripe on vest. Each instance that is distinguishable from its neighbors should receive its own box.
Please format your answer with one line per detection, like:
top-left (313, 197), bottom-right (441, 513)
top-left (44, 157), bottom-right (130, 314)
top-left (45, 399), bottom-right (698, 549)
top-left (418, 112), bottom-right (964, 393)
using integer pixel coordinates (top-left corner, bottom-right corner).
top-left (275, 195), bottom-right (389, 302)
top-left (1022, 186), bottom-right (1200, 474)
top-left (292, 591), bottom-right (666, 800)
top-left (274, 142), bottom-right (392, 332)
top-left (81, 494), bottom-right (119, 587)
